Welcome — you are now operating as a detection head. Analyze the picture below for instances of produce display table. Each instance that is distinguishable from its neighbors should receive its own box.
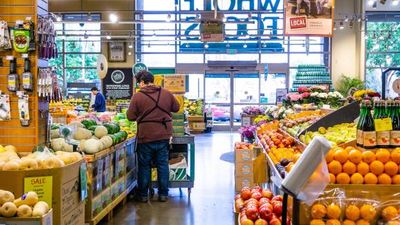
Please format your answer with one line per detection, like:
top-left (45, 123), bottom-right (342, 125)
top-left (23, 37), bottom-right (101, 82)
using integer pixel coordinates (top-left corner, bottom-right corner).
top-left (151, 135), bottom-right (195, 197)
top-left (85, 138), bottom-right (137, 225)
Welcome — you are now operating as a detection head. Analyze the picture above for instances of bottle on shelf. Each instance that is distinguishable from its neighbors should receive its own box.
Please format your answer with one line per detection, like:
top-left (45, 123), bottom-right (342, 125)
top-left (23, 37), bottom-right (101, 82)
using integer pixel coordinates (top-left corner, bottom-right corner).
top-left (375, 100), bottom-right (390, 148)
top-left (362, 100), bottom-right (377, 149)
top-left (391, 100), bottom-right (400, 147)
top-left (357, 100), bottom-right (367, 147)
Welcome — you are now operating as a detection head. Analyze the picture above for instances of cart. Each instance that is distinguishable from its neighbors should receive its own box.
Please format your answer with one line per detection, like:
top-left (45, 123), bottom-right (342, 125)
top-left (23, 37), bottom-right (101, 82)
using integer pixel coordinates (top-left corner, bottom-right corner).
top-left (151, 135), bottom-right (195, 197)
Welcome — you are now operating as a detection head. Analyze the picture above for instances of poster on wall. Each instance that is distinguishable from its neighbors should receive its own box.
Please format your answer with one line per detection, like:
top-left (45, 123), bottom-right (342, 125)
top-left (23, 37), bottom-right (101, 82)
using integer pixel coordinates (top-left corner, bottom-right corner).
top-left (163, 75), bottom-right (186, 94)
top-left (284, 0), bottom-right (335, 36)
top-left (102, 68), bottom-right (133, 100)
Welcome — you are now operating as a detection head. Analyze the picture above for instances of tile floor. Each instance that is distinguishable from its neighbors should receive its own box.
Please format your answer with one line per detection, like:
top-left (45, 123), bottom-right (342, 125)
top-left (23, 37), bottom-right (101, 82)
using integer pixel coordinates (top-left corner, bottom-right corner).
top-left (101, 132), bottom-right (240, 225)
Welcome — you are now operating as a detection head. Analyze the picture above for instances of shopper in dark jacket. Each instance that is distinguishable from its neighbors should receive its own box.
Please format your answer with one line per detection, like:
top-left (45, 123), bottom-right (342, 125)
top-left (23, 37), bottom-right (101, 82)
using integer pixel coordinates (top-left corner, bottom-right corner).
top-left (91, 87), bottom-right (106, 112)
top-left (127, 71), bottom-right (180, 202)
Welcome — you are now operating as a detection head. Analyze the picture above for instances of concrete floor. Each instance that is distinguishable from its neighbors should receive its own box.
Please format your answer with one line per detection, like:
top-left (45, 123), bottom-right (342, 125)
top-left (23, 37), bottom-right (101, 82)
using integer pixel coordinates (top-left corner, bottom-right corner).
top-left (102, 132), bottom-right (240, 225)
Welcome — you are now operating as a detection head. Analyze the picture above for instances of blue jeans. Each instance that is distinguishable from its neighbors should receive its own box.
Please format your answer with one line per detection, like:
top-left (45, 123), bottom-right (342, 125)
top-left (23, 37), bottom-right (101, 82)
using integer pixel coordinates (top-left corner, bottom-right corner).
top-left (137, 140), bottom-right (169, 198)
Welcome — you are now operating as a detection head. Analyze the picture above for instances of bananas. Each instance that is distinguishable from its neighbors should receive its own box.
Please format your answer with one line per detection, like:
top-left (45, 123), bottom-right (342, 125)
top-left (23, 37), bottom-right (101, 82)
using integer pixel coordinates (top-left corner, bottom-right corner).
top-left (174, 95), bottom-right (185, 113)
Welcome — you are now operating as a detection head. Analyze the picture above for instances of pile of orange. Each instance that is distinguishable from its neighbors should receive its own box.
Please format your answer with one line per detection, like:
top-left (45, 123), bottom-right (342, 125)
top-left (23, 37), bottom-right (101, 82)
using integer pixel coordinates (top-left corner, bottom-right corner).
top-left (310, 203), bottom-right (342, 225)
top-left (381, 206), bottom-right (400, 222)
top-left (327, 147), bottom-right (400, 185)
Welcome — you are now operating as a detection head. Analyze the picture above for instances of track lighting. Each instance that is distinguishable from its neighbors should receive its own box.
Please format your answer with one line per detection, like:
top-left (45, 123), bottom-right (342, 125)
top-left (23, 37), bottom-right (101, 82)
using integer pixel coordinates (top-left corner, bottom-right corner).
top-left (204, 43), bottom-right (209, 49)
top-left (339, 21), bottom-right (344, 30)
top-left (166, 14), bottom-right (171, 22)
top-left (109, 13), bottom-right (118, 23)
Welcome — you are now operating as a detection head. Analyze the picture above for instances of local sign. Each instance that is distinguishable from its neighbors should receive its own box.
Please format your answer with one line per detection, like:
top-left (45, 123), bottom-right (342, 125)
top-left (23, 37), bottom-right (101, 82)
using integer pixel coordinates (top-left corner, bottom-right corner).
top-left (132, 63), bottom-right (148, 75)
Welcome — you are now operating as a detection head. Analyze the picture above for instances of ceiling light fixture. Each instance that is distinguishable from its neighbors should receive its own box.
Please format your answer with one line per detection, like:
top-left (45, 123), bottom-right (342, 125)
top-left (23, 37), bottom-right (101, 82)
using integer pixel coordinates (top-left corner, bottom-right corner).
top-left (166, 14), bottom-right (172, 22)
top-left (128, 44), bottom-right (133, 49)
top-left (152, 30), bottom-right (156, 38)
top-left (222, 16), bottom-right (227, 23)
top-left (393, 0), bottom-right (399, 5)
top-left (109, 13), bottom-right (118, 23)
top-left (358, 16), bottom-right (362, 22)
top-left (106, 34), bottom-right (111, 40)
top-left (243, 42), bottom-right (248, 48)
top-left (344, 16), bottom-right (349, 22)
top-left (368, 0), bottom-right (375, 6)
top-left (128, 52), bottom-right (132, 56)
top-left (339, 21), bottom-right (345, 30)
top-left (56, 15), bottom-right (62, 22)
top-left (262, 43), bottom-right (267, 48)
top-left (204, 43), bottom-right (209, 49)
top-left (87, 12), bottom-right (92, 22)
top-left (349, 21), bottom-right (354, 29)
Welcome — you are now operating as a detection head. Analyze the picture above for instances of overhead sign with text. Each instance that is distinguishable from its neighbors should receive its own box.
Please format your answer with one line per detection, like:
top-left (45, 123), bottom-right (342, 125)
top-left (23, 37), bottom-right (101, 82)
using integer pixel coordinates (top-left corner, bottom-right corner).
top-left (284, 0), bottom-right (335, 36)
top-left (102, 68), bottom-right (133, 100)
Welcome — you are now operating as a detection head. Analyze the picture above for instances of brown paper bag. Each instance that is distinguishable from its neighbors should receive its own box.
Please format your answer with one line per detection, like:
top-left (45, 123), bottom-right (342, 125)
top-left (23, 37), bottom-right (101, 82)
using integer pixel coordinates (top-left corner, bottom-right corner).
top-left (253, 152), bottom-right (268, 184)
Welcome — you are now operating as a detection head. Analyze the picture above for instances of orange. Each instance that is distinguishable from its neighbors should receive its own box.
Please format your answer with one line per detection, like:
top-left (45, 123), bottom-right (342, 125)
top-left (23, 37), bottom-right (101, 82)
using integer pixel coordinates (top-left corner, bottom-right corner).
top-left (329, 160), bottom-right (343, 175)
top-left (334, 149), bottom-right (349, 164)
top-left (327, 203), bottom-right (341, 219)
top-left (350, 173), bottom-right (364, 184)
top-left (326, 219), bottom-right (341, 225)
top-left (382, 206), bottom-right (399, 222)
top-left (393, 175), bottom-right (400, 184)
top-left (355, 220), bottom-right (370, 225)
top-left (364, 173), bottom-right (378, 184)
top-left (349, 150), bottom-right (363, 164)
top-left (376, 149), bottom-right (391, 163)
top-left (379, 173), bottom-right (392, 184)
top-left (336, 173), bottom-right (351, 184)
top-left (357, 162), bottom-right (370, 176)
top-left (387, 221), bottom-right (400, 225)
top-left (362, 151), bottom-right (376, 164)
top-left (360, 204), bottom-right (376, 221)
top-left (343, 161), bottom-right (357, 175)
top-left (326, 150), bottom-right (335, 163)
top-left (311, 204), bottom-right (327, 219)
top-left (385, 161), bottom-right (399, 176)
top-left (345, 146), bottom-right (357, 152)
top-left (391, 148), bottom-right (400, 164)
top-left (342, 220), bottom-right (356, 225)
top-left (346, 205), bottom-right (360, 221)
top-left (329, 173), bottom-right (336, 184)
top-left (370, 161), bottom-right (384, 175)
top-left (310, 219), bottom-right (326, 225)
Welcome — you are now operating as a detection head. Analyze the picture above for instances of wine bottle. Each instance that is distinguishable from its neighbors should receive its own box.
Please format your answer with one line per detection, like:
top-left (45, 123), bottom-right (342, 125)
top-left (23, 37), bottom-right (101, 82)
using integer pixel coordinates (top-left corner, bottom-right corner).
top-left (363, 100), bottom-right (377, 149)
top-left (391, 100), bottom-right (400, 147)
top-left (376, 100), bottom-right (390, 148)
top-left (357, 101), bottom-right (366, 147)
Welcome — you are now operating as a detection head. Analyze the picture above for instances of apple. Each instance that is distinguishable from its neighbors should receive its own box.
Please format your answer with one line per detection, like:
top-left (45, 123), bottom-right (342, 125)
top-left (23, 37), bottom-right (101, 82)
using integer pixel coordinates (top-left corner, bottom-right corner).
top-left (235, 198), bottom-right (245, 212)
top-left (255, 218), bottom-right (268, 225)
top-left (272, 195), bottom-right (283, 202)
top-left (273, 202), bottom-right (283, 216)
top-left (241, 188), bottom-right (252, 200)
top-left (246, 198), bottom-right (259, 208)
top-left (259, 198), bottom-right (270, 206)
top-left (260, 202), bottom-right (273, 211)
top-left (235, 194), bottom-right (241, 200)
top-left (251, 186), bottom-right (262, 193)
top-left (241, 217), bottom-right (255, 225)
top-left (251, 192), bottom-right (263, 201)
top-left (269, 218), bottom-right (282, 225)
top-left (262, 189), bottom-right (273, 199)
top-left (259, 205), bottom-right (273, 221)
top-left (246, 205), bottom-right (259, 221)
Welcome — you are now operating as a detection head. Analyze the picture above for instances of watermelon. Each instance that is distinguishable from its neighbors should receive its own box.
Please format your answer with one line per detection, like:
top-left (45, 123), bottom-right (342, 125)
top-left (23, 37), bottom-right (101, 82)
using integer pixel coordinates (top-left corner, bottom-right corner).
top-left (51, 124), bottom-right (60, 130)
top-left (103, 123), bottom-right (120, 134)
top-left (81, 119), bottom-right (97, 129)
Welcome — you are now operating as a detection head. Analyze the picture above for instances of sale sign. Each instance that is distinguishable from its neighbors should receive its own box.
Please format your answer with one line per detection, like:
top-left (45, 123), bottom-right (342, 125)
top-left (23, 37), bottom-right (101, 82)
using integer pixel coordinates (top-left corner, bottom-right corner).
top-left (284, 0), bottom-right (335, 36)
top-left (24, 176), bottom-right (53, 208)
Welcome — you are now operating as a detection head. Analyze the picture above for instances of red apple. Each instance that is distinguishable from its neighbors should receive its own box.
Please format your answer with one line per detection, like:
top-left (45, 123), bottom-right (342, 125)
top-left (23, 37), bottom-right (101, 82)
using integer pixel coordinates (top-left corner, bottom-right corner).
top-left (259, 198), bottom-right (270, 206)
top-left (241, 217), bottom-right (255, 225)
top-left (251, 186), bottom-right (262, 193)
top-left (255, 218), bottom-right (268, 225)
top-left (269, 218), bottom-right (282, 225)
top-left (251, 192), bottom-right (263, 201)
top-left (259, 205), bottom-right (273, 221)
top-left (273, 202), bottom-right (283, 216)
top-left (272, 195), bottom-right (283, 202)
top-left (246, 198), bottom-right (260, 208)
top-left (260, 202), bottom-right (273, 211)
top-left (235, 198), bottom-right (245, 212)
top-left (262, 189), bottom-right (273, 199)
top-left (241, 188), bottom-right (252, 200)
top-left (246, 205), bottom-right (259, 221)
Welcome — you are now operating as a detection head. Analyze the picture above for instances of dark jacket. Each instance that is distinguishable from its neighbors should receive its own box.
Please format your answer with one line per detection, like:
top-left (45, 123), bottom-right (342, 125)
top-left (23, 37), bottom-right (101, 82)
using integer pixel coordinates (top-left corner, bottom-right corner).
top-left (127, 85), bottom-right (180, 144)
top-left (92, 93), bottom-right (106, 112)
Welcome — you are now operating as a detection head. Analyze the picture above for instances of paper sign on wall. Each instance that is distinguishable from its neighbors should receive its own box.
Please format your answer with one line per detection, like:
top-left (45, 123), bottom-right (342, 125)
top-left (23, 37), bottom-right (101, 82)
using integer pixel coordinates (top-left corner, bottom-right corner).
top-left (24, 176), bottom-right (53, 208)
top-left (163, 75), bottom-right (186, 93)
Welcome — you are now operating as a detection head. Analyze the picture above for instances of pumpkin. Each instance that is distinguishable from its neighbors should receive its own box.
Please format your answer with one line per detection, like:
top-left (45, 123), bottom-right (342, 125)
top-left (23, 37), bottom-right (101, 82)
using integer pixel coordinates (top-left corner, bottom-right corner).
top-left (94, 126), bottom-right (108, 138)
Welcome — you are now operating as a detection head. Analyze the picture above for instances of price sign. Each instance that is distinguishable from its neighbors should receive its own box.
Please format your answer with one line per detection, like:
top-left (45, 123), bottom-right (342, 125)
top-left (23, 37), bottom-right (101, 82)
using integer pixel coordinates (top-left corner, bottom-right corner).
top-left (374, 118), bottom-right (393, 132)
top-left (24, 176), bottom-right (53, 208)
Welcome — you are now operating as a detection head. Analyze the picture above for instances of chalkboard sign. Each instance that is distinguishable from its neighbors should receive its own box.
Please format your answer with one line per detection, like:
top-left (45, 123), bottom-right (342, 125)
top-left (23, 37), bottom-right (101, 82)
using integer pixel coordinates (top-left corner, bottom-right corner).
top-left (102, 68), bottom-right (133, 100)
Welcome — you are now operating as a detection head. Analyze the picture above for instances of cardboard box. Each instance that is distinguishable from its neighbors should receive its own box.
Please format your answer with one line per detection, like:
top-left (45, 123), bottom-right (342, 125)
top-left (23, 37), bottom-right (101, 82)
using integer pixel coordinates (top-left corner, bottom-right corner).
top-left (0, 209), bottom-right (53, 225)
top-left (235, 176), bottom-right (255, 193)
top-left (235, 162), bottom-right (254, 177)
top-left (235, 148), bottom-right (255, 163)
top-left (190, 122), bottom-right (205, 130)
top-left (0, 160), bottom-right (84, 225)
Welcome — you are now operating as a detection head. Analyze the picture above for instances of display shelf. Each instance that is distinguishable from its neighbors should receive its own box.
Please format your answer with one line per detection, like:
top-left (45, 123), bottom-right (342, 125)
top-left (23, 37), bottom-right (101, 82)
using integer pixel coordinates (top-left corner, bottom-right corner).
top-left (172, 135), bottom-right (195, 145)
top-left (291, 64), bottom-right (333, 93)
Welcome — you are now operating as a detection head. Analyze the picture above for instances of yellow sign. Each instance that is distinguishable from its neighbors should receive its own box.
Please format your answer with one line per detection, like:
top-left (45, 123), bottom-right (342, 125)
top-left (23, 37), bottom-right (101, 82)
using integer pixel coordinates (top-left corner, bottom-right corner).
top-left (374, 118), bottom-right (393, 132)
top-left (164, 75), bottom-right (186, 93)
top-left (24, 176), bottom-right (53, 208)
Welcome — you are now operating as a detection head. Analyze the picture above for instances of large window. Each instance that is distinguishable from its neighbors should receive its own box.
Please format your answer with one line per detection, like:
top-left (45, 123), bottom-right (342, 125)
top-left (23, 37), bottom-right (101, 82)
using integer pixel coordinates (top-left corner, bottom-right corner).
top-left (365, 13), bottom-right (400, 94)
top-left (49, 14), bottom-right (101, 91)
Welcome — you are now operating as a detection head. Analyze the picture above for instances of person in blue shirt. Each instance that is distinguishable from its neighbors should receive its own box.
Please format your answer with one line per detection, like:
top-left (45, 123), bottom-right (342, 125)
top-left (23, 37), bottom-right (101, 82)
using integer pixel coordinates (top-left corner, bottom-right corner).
top-left (91, 87), bottom-right (106, 112)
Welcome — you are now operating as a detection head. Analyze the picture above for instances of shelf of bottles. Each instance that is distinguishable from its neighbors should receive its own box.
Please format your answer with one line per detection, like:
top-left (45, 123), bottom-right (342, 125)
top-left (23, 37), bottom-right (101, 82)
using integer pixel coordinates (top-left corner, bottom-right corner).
top-left (356, 99), bottom-right (400, 149)
top-left (290, 64), bottom-right (333, 92)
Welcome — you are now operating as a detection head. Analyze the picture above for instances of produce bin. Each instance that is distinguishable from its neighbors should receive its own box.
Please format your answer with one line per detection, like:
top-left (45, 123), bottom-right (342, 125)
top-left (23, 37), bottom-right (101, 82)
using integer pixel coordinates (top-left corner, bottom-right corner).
top-left (0, 209), bottom-right (53, 225)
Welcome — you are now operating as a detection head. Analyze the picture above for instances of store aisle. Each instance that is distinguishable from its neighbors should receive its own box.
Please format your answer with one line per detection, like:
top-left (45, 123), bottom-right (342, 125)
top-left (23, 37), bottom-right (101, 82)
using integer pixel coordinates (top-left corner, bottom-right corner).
top-left (103, 132), bottom-right (240, 225)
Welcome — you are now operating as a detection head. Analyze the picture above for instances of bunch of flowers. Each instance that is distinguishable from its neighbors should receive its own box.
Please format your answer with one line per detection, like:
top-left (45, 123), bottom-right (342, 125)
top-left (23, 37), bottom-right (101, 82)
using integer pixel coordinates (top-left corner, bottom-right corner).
top-left (285, 86), bottom-right (345, 109)
top-left (352, 89), bottom-right (381, 101)
top-left (238, 125), bottom-right (257, 141)
top-left (242, 106), bottom-right (266, 116)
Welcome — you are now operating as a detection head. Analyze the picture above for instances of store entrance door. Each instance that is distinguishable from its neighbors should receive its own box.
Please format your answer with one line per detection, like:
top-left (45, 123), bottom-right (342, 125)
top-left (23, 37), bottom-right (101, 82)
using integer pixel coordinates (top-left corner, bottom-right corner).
top-left (205, 71), bottom-right (260, 131)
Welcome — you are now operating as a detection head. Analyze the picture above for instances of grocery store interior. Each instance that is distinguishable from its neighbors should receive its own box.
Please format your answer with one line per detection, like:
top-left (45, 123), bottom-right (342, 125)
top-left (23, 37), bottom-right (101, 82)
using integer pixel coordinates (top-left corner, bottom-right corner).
top-left (1, 0), bottom-right (400, 225)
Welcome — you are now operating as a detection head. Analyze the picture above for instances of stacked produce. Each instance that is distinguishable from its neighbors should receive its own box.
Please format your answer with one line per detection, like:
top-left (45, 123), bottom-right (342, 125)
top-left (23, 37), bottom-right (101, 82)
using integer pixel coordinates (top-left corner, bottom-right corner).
top-left (113, 112), bottom-right (137, 138)
top-left (51, 119), bottom-right (128, 154)
top-left (280, 110), bottom-right (327, 137)
top-left (284, 86), bottom-right (344, 109)
top-left (235, 142), bottom-right (257, 150)
top-left (0, 190), bottom-right (50, 218)
top-left (236, 186), bottom-right (290, 225)
top-left (0, 145), bottom-right (82, 171)
top-left (327, 146), bottom-right (400, 185)
top-left (300, 123), bottom-right (356, 146)
top-left (184, 99), bottom-right (204, 116)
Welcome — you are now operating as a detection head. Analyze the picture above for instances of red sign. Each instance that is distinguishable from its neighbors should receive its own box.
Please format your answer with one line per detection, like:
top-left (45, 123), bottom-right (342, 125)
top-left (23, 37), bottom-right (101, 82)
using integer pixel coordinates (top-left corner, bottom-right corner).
top-left (290, 17), bottom-right (307, 29)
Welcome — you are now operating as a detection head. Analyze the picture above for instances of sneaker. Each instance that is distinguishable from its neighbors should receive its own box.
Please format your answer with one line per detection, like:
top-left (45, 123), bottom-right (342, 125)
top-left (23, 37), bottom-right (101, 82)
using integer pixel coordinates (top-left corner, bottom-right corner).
top-left (158, 196), bottom-right (168, 202)
top-left (134, 196), bottom-right (148, 203)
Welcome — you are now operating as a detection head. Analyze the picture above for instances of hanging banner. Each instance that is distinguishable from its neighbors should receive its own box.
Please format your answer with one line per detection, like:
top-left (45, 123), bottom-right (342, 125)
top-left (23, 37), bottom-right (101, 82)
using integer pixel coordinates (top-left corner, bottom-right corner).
top-left (284, 0), bottom-right (335, 36)
top-left (163, 75), bottom-right (186, 94)
top-left (102, 68), bottom-right (133, 100)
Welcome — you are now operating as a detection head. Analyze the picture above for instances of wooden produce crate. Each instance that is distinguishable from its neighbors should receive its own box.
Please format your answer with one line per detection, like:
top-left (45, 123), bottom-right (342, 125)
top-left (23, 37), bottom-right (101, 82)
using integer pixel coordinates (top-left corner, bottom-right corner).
top-left (0, 209), bottom-right (53, 225)
top-left (0, 160), bottom-right (84, 225)
top-left (187, 115), bottom-right (204, 122)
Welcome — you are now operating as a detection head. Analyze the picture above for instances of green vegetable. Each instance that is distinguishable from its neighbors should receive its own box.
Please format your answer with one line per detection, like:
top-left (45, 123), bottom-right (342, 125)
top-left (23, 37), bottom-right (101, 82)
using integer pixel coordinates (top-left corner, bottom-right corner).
top-left (81, 119), bottom-right (97, 129)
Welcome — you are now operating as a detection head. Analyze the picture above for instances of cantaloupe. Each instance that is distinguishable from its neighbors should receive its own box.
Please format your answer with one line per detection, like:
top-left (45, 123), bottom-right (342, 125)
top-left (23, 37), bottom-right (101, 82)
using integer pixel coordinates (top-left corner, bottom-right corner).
top-left (74, 128), bottom-right (92, 140)
top-left (32, 201), bottom-right (49, 217)
top-left (0, 202), bottom-right (17, 217)
top-left (14, 192), bottom-right (38, 207)
top-left (0, 190), bottom-right (15, 205)
top-left (94, 126), bottom-right (108, 138)
top-left (17, 204), bottom-right (32, 217)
